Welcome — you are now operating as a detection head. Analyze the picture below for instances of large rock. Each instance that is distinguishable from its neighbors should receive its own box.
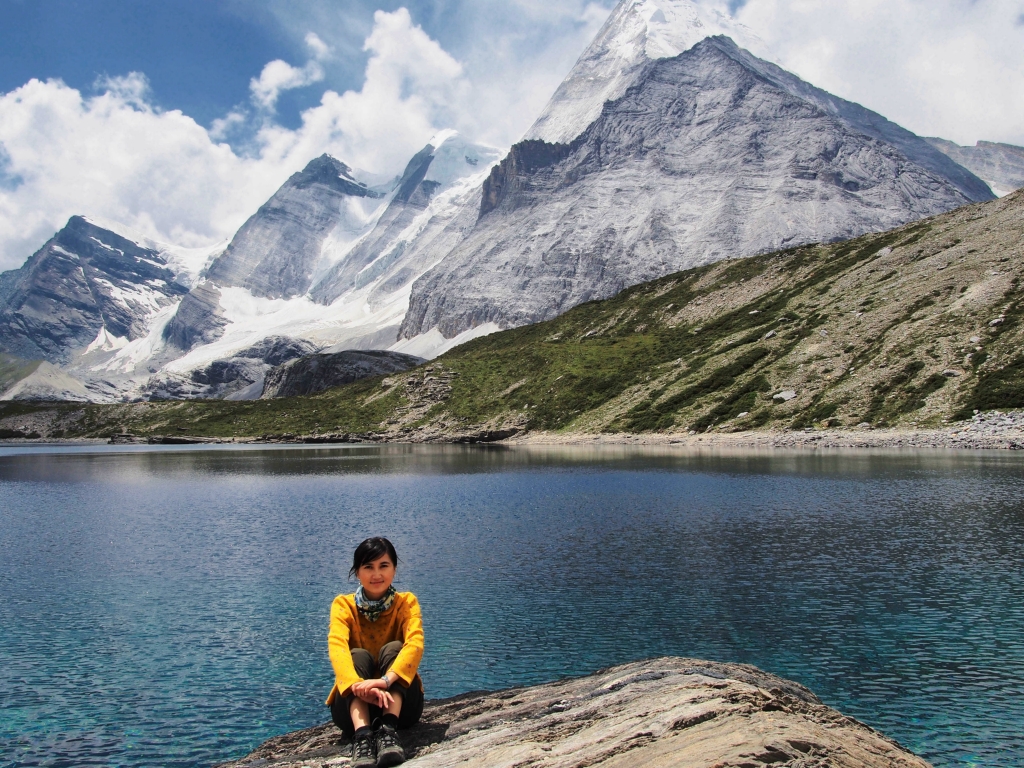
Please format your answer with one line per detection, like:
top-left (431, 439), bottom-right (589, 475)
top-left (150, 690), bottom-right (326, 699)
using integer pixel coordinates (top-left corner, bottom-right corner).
top-left (162, 282), bottom-right (227, 351)
top-left (214, 657), bottom-right (930, 768)
top-left (260, 350), bottom-right (425, 399)
top-left (399, 34), bottom-right (992, 340)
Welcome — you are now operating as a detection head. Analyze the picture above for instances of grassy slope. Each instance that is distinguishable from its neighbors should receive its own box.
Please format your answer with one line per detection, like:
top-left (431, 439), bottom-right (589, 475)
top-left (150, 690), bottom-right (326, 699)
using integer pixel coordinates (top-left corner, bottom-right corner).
top-left (3, 189), bottom-right (1023, 440)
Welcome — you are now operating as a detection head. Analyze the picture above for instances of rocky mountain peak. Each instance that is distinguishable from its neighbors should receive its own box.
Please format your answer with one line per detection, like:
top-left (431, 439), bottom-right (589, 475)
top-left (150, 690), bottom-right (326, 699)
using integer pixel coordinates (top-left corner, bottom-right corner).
top-left (526, 0), bottom-right (767, 144)
top-left (289, 154), bottom-right (375, 197)
top-left (401, 35), bottom-right (993, 342)
top-left (199, 153), bottom-right (383, 301)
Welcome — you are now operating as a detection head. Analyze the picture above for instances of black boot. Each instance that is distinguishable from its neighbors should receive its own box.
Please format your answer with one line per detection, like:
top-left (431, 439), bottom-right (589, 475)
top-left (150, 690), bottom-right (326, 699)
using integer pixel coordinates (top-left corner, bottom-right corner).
top-left (374, 720), bottom-right (406, 767)
top-left (351, 725), bottom-right (377, 768)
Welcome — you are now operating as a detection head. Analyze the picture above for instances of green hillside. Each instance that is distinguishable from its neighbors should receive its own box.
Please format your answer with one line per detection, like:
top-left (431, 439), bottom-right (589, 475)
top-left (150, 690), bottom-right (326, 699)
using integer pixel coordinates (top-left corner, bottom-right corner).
top-left (3, 189), bottom-right (1022, 441)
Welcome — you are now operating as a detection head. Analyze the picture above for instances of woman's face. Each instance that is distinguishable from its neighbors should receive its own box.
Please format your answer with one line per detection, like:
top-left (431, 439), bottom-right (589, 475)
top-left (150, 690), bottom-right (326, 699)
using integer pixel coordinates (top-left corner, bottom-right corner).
top-left (357, 554), bottom-right (395, 600)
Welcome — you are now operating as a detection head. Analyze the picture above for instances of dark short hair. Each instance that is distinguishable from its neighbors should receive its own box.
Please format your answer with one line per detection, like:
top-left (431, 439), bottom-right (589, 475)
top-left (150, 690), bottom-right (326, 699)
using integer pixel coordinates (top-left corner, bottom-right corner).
top-left (349, 537), bottom-right (399, 578)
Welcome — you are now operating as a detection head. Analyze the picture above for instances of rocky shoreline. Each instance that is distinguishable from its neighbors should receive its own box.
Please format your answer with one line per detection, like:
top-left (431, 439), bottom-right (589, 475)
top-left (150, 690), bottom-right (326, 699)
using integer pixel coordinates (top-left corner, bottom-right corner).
top-left (214, 657), bottom-right (930, 768)
top-left (1, 410), bottom-right (1022, 451)
top-left (511, 410), bottom-right (1024, 451)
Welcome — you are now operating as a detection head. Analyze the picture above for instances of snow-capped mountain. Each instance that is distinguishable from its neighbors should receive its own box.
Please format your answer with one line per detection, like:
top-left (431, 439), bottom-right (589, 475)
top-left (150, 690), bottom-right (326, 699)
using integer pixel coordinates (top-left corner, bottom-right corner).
top-left (129, 132), bottom-right (502, 398)
top-left (203, 155), bottom-right (385, 301)
top-left (398, 28), bottom-right (994, 340)
top-left (925, 138), bottom-right (1024, 198)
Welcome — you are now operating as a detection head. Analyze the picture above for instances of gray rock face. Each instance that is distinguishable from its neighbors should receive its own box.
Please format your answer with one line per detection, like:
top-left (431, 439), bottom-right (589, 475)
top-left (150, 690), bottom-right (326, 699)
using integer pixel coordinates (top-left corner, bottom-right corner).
top-left (260, 349), bottom-right (424, 399)
top-left (400, 36), bottom-right (991, 339)
top-left (161, 282), bottom-right (227, 351)
top-left (215, 657), bottom-right (931, 768)
top-left (0, 216), bottom-right (188, 363)
top-left (144, 336), bottom-right (319, 400)
top-left (204, 155), bottom-right (379, 300)
top-left (925, 138), bottom-right (1024, 197)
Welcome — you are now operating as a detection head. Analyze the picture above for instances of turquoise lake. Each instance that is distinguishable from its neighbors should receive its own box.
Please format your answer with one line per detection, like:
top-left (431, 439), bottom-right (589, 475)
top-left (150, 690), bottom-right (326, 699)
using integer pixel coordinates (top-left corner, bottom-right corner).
top-left (1, 443), bottom-right (1023, 767)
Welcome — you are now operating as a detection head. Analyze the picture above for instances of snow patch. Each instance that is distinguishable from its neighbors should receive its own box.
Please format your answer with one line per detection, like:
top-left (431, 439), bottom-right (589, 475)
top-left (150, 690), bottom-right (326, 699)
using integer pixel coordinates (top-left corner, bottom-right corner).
top-left (93, 301), bottom-right (181, 373)
top-left (92, 277), bottom-right (167, 314)
top-left (390, 322), bottom-right (502, 359)
top-left (84, 327), bottom-right (129, 354)
top-left (50, 244), bottom-right (77, 258)
top-left (88, 236), bottom-right (125, 256)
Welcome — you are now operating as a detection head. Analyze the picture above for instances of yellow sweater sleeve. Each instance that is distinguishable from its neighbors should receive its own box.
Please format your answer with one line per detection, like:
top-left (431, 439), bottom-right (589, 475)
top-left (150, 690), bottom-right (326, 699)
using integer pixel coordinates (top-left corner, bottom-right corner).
top-left (391, 594), bottom-right (424, 686)
top-left (327, 596), bottom-right (361, 700)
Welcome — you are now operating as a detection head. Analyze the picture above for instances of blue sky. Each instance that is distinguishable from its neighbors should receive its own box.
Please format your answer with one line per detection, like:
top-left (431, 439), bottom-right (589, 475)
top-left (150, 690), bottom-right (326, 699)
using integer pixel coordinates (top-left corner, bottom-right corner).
top-left (1, 0), bottom-right (1022, 272)
top-left (0, 2), bottom-right (289, 127)
top-left (0, 1), bottom-right (613, 132)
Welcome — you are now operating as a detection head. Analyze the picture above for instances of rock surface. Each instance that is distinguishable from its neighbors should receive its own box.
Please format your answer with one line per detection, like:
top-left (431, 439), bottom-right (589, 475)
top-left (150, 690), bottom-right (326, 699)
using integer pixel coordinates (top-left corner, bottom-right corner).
top-left (213, 658), bottom-right (930, 768)
top-left (0, 360), bottom-right (93, 402)
top-left (144, 336), bottom-right (320, 400)
top-left (310, 136), bottom-right (503, 308)
top-left (260, 350), bottom-right (425, 399)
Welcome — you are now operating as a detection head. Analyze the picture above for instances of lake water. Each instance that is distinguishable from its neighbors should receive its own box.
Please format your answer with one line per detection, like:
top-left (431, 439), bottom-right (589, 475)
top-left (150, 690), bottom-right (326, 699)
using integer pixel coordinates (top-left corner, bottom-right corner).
top-left (1, 444), bottom-right (1023, 768)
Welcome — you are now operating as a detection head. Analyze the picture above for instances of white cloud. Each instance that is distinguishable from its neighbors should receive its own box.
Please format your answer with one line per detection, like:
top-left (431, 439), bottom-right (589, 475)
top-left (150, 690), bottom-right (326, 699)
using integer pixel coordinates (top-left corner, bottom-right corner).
top-left (0, 76), bottom-right (279, 272)
top-left (249, 32), bottom-right (333, 112)
top-left (304, 31), bottom-right (332, 60)
top-left (250, 59), bottom-right (325, 110)
top-left (732, 0), bottom-right (1024, 146)
top-left (259, 0), bottom-right (616, 148)
top-left (255, 8), bottom-right (470, 176)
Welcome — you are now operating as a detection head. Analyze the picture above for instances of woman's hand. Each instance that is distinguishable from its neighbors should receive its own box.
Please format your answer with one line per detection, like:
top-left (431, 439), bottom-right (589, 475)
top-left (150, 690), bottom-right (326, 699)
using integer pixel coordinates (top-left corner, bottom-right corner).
top-left (351, 679), bottom-right (395, 709)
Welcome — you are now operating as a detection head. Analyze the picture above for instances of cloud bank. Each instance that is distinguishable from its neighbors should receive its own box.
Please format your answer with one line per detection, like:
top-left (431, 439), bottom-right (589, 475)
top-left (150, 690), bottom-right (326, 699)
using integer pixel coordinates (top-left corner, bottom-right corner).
top-left (0, 9), bottom-right (482, 272)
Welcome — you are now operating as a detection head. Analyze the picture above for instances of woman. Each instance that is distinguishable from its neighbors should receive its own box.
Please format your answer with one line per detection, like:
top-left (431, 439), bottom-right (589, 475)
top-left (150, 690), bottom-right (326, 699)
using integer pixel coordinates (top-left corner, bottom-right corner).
top-left (326, 537), bottom-right (424, 768)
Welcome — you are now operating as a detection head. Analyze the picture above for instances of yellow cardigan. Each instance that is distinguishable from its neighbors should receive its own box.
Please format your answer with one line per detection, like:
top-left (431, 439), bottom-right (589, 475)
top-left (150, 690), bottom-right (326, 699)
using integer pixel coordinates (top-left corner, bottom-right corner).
top-left (326, 591), bottom-right (424, 705)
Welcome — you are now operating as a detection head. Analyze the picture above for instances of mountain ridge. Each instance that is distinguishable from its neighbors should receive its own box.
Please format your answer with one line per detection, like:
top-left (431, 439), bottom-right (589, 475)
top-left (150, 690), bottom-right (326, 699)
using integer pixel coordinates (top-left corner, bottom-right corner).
top-left (5, 187), bottom-right (1020, 440)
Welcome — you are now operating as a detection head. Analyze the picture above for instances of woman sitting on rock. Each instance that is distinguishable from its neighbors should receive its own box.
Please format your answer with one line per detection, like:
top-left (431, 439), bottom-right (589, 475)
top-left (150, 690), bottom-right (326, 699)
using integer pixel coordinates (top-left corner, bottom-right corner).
top-left (326, 537), bottom-right (424, 768)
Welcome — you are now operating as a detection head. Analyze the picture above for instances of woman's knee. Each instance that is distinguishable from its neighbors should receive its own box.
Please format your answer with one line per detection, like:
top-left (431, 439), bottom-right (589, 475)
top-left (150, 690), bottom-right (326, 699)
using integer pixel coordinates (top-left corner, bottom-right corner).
top-left (377, 640), bottom-right (404, 671)
top-left (350, 647), bottom-right (375, 678)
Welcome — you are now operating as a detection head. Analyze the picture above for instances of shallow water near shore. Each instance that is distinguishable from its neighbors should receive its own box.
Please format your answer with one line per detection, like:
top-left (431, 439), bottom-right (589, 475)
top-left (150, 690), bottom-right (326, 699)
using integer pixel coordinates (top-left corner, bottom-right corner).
top-left (1, 443), bottom-right (1023, 768)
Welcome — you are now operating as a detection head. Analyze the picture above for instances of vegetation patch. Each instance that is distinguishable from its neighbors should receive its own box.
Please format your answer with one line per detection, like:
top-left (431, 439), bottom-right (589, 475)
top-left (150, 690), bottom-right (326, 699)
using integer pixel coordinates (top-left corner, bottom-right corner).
top-left (957, 356), bottom-right (1024, 418)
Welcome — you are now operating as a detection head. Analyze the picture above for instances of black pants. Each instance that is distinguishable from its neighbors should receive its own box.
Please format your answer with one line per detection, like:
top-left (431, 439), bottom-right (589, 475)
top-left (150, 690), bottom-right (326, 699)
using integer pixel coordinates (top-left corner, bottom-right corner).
top-left (330, 641), bottom-right (424, 736)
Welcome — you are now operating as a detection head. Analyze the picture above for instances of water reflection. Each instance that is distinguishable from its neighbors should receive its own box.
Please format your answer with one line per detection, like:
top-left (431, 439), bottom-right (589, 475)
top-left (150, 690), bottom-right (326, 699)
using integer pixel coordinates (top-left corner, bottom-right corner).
top-left (2, 441), bottom-right (1021, 481)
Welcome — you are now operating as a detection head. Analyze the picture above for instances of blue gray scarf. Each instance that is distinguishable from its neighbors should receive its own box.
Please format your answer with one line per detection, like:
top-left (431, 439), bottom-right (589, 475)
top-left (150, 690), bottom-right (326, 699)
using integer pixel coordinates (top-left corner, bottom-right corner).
top-left (354, 585), bottom-right (396, 622)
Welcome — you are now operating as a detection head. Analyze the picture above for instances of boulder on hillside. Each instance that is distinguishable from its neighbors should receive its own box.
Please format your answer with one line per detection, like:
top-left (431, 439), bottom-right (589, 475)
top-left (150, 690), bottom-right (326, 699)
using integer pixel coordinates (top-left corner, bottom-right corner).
top-left (214, 657), bottom-right (931, 768)
top-left (260, 350), bottom-right (425, 399)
